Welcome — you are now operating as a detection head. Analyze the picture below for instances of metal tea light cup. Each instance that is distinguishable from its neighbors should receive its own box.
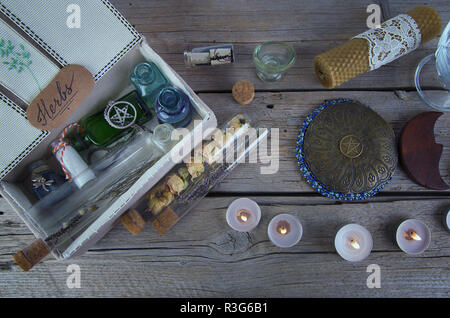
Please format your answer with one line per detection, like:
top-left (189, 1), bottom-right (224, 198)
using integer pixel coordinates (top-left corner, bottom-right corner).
top-left (253, 41), bottom-right (296, 82)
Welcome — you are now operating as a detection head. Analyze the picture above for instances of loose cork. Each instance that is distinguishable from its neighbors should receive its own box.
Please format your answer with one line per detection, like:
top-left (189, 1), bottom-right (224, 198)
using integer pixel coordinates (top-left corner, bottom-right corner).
top-left (314, 5), bottom-right (442, 89)
top-left (232, 81), bottom-right (255, 105)
top-left (151, 207), bottom-right (179, 235)
top-left (13, 239), bottom-right (51, 272)
top-left (121, 209), bottom-right (147, 235)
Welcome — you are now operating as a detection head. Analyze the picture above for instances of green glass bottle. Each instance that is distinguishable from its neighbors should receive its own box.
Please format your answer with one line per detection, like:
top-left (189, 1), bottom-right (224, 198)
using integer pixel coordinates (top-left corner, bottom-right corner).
top-left (70, 91), bottom-right (152, 151)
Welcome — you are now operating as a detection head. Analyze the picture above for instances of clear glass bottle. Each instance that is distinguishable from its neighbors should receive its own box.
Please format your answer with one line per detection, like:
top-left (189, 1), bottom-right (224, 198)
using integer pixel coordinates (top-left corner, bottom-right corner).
top-left (26, 128), bottom-right (164, 251)
top-left (154, 86), bottom-right (193, 128)
top-left (121, 115), bottom-right (269, 235)
top-left (69, 91), bottom-right (152, 151)
top-left (130, 62), bottom-right (169, 106)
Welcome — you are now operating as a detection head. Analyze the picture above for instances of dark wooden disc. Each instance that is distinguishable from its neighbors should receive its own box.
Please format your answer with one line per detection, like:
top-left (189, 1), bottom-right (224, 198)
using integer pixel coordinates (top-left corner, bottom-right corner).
top-left (399, 112), bottom-right (449, 190)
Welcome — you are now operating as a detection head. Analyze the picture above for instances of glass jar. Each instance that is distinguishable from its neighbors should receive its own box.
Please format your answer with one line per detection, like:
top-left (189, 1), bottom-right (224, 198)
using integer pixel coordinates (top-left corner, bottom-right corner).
top-left (121, 114), bottom-right (269, 235)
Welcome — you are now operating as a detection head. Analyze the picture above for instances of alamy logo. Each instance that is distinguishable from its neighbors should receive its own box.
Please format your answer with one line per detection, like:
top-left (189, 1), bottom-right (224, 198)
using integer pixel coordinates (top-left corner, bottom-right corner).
top-left (366, 264), bottom-right (381, 288)
top-left (67, 4), bottom-right (81, 29)
top-left (66, 264), bottom-right (81, 289)
top-left (366, 4), bottom-right (382, 29)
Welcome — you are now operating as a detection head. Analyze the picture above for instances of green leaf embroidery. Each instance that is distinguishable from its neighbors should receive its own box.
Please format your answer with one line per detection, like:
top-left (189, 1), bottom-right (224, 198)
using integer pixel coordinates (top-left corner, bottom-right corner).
top-left (0, 37), bottom-right (41, 91)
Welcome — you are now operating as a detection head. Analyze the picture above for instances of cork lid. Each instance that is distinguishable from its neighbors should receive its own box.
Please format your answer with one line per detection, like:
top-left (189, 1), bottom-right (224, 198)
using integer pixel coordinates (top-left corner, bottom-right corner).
top-left (232, 81), bottom-right (255, 105)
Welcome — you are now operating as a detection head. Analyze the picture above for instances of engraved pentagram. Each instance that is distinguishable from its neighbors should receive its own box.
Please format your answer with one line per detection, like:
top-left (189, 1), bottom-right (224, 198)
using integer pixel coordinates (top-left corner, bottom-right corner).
top-left (340, 135), bottom-right (364, 159)
top-left (104, 101), bottom-right (137, 129)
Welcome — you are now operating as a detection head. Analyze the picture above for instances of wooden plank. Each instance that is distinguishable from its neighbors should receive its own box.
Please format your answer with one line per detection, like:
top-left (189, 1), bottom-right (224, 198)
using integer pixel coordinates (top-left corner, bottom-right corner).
top-left (1, 197), bottom-right (449, 297)
top-left (110, 0), bottom-right (450, 91)
top-left (197, 90), bottom-right (450, 193)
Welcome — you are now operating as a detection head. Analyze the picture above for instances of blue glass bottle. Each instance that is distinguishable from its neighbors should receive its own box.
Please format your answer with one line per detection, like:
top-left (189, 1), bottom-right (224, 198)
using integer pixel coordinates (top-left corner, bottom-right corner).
top-left (154, 86), bottom-right (193, 128)
top-left (130, 62), bottom-right (169, 106)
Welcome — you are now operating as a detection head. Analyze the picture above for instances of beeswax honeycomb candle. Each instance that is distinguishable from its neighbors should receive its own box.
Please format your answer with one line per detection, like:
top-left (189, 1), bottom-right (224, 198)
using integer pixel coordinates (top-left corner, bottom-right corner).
top-left (314, 6), bottom-right (442, 89)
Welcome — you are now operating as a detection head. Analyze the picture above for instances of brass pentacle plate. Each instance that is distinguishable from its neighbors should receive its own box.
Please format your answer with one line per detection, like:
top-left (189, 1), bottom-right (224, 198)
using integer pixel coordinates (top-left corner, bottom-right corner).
top-left (296, 99), bottom-right (397, 200)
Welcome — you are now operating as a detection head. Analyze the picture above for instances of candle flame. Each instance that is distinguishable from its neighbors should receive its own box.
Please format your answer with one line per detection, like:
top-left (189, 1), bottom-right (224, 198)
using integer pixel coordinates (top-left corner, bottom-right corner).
top-left (405, 230), bottom-right (422, 241)
top-left (237, 209), bottom-right (250, 223)
top-left (276, 221), bottom-right (290, 235)
top-left (350, 239), bottom-right (360, 250)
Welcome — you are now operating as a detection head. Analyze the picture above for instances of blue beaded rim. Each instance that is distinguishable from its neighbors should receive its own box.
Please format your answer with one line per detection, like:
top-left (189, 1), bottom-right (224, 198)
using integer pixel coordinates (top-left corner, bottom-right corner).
top-left (295, 98), bottom-right (392, 201)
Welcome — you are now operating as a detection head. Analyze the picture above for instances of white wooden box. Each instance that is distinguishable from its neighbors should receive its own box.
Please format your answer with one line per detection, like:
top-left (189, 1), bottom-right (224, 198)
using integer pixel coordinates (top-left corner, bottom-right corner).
top-left (0, 0), bottom-right (217, 261)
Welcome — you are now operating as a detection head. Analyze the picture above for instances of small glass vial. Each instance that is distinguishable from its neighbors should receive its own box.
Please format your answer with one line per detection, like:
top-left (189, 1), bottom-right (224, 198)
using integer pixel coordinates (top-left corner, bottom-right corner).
top-left (28, 160), bottom-right (64, 200)
top-left (184, 44), bottom-right (234, 67)
top-left (130, 62), bottom-right (169, 105)
top-left (152, 123), bottom-right (175, 152)
top-left (154, 86), bottom-right (193, 128)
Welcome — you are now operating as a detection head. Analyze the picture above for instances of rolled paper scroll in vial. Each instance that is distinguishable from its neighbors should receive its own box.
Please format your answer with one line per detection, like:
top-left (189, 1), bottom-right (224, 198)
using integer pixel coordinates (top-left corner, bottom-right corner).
top-left (314, 6), bottom-right (442, 89)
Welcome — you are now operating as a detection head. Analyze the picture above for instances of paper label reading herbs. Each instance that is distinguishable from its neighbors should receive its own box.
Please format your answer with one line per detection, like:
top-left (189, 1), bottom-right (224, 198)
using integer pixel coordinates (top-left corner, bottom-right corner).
top-left (27, 65), bottom-right (94, 130)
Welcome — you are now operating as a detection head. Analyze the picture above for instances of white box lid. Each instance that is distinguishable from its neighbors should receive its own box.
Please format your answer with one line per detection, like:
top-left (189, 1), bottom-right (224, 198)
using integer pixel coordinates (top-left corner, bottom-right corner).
top-left (0, 0), bottom-right (142, 179)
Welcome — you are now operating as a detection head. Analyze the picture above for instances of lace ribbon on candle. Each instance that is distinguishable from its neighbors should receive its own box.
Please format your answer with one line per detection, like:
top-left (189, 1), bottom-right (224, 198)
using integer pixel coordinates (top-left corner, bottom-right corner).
top-left (52, 123), bottom-right (82, 180)
top-left (354, 14), bottom-right (421, 71)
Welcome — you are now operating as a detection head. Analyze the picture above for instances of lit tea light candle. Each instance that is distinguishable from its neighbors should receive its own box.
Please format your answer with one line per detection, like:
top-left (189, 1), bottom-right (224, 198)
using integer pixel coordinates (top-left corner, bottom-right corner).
top-left (396, 219), bottom-right (431, 255)
top-left (444, 209), bottom-right (450, 232)
top-left (335, 224), bottom-right (373, 262)
top-left (268, 214), bottom-right (303, 248)
top-left (226, 198), bottom-right (261, 232)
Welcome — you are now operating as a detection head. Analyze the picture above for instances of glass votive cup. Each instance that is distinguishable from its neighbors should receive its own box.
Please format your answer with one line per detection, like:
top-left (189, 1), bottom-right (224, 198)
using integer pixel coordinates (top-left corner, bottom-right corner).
top-left (253, 41), bottom-right (296, 82)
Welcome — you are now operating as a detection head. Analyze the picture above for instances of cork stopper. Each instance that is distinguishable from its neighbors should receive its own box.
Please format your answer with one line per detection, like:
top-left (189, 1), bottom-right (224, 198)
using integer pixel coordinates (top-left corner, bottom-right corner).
top-left (13, 239), bottom-right (51, 272)
top-left (232, 81), bottom-right (255, 105)
top-left (121, 209), bottom-right (147, 235)
top-left (151, 207), bottom-right (179, 235)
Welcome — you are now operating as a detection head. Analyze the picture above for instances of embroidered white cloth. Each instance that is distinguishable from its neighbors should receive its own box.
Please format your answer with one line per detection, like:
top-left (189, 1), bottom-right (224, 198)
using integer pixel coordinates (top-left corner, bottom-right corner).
top-left (354, 14), bottom-right (421, 71)
top-left (0, 19), bottom-right (59, 103)
top-left (0, 93), bottom-right (49, 179)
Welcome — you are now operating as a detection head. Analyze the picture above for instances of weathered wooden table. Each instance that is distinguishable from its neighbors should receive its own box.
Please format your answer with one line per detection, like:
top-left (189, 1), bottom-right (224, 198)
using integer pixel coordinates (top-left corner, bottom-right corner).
top-left (1, 0), bottom-right (449, 297)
